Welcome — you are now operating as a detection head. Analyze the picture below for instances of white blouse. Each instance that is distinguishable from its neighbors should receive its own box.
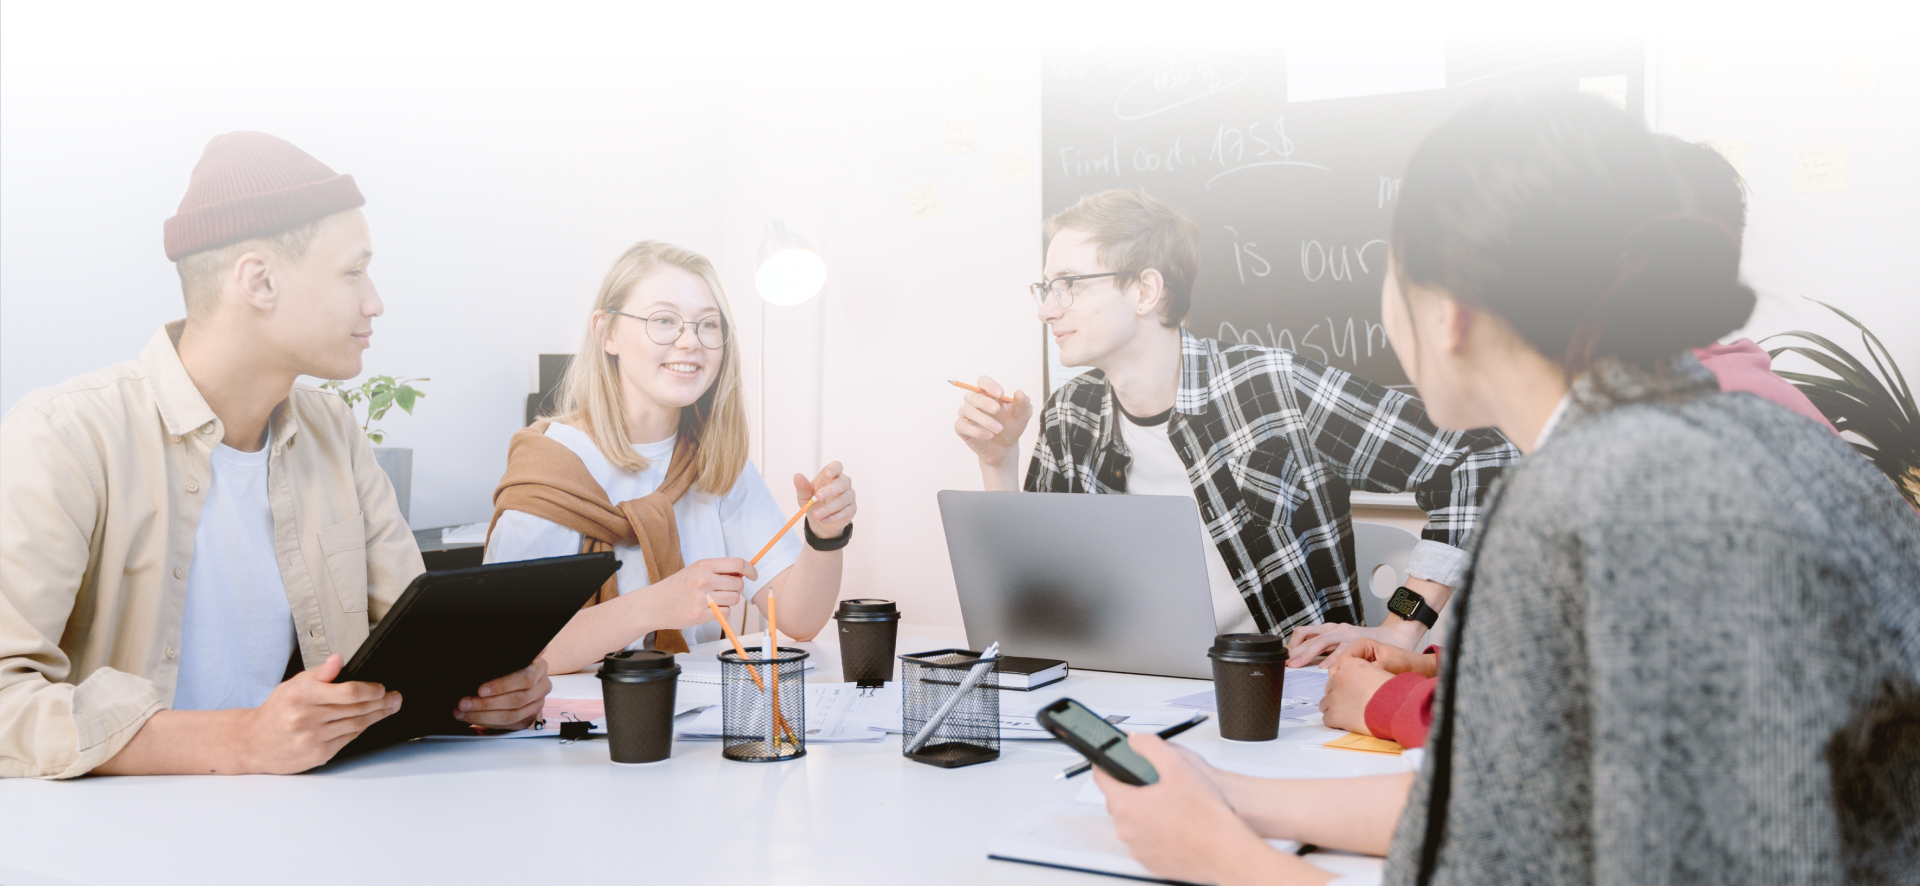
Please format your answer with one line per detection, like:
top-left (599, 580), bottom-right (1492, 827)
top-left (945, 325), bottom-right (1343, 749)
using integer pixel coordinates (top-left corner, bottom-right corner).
top-left (484, 422), bottom-right (803, 649)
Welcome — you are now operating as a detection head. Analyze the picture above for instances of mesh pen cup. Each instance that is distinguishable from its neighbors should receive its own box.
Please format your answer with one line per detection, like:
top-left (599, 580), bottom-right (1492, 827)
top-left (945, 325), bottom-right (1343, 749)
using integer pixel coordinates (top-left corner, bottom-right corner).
top-left (835, 599), bottom-right (901, 687)
top-left (598, 649), bottom-right (680, 764)
top-left (718, 647), bottom-right (808, 762)
top-left (900, 649), bottom-right (1000, 769)
top-left (1209, 633), bottom-right (1289, 741)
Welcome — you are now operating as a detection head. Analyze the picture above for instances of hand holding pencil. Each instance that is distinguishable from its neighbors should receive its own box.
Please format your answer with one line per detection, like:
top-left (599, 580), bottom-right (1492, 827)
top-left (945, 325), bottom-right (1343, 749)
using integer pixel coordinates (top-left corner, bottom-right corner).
top-left (952, 375), bottom-right (1033, 466)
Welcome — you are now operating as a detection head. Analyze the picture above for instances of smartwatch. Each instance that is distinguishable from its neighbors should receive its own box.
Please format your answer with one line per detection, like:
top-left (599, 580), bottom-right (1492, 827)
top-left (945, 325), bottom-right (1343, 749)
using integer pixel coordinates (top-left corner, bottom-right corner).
top-left (1386, 585), bottom-right (1439, 628)
top-left (804, 519), bottom-right (853, 551)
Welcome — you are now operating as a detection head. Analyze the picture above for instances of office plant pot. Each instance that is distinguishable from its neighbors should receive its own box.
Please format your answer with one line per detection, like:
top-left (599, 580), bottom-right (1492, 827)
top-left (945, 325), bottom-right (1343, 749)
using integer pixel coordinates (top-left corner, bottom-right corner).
top-left (374, 447), bottom-right (412, 525)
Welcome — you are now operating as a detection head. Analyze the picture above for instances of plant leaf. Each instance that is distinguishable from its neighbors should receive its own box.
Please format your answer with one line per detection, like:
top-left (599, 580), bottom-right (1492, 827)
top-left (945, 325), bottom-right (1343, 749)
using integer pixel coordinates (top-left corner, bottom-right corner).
top-left (1767, 345), bottom-right (1895, 407)
top-left (368, 390), bottom-right (395, 421)
top-left (396, 388), bottom-right (416, 413)
top-left (369, 430), bottom-right (384, 445)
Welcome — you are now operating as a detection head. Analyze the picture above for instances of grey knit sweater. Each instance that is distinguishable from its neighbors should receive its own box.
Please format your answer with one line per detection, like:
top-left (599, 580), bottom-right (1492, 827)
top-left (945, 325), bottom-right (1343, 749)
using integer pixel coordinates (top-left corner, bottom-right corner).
top-left (1385, 355), bottom-right (1920, 885)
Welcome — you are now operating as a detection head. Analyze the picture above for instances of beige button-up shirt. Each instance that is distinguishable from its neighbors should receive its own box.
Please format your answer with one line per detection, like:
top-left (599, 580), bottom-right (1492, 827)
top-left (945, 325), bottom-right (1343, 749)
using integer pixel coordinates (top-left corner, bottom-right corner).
top-left (0, 322), bottom-right (423, 778)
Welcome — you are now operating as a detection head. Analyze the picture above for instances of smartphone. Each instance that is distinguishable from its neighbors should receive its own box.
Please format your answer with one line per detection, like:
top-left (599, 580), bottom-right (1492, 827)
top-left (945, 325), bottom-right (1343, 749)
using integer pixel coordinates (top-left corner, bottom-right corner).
top-left (1035, 697), bottom-right (1159, 786)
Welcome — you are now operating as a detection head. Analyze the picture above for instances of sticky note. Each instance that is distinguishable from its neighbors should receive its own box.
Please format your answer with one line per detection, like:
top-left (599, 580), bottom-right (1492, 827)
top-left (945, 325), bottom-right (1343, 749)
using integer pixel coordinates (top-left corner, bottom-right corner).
top-left (1323, 732), bottom-right (1403, 755)
top-left (941, 117), bottom-right (976, 155)
top-left (964, 68), bottom-right (996, 104)
top-left (1701, 138), bottom-right (1750, 181)
top-left (1794, 145), bottom-right (1848, 193)
top-left (1579, 75), bottom-right (1629, 111)
top-left (994, 144), bottom-right (1029, 186)
top-left (907, 182), bottom-right (943, 222)
top-left (1829, 50), bottom-right (1884, 90)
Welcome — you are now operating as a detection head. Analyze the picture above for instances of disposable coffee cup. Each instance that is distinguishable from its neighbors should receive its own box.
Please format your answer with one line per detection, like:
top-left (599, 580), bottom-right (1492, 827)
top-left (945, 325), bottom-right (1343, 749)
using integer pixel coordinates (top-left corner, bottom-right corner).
top-left (834, 599), bottom-right (901, 687)
top-left (599, 649), bottom-right (680, 764)
top-left (1209, 633), bottom-right (1289, 742)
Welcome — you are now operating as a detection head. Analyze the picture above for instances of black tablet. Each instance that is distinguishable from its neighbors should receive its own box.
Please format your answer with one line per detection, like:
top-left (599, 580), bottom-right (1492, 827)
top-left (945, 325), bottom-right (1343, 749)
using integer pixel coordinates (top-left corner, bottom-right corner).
top-left (332, 551), bottom-right (618, 757)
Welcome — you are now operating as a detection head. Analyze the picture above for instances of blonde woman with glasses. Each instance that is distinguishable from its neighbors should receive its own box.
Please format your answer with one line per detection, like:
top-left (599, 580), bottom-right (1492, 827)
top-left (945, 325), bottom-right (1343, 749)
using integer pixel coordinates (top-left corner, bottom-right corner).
top-left (484, 241), bottom-right (856, 675)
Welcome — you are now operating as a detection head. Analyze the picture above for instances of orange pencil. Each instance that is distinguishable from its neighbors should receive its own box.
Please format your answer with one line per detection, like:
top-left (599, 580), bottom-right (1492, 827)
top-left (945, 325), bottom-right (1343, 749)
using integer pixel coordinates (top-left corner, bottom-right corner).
top-left (719, 497), bottom-right (816, 581)
top-left (949, 379), bottom-right (1016, 404)
top-left (769, 591), bottom-right (787, 752)
top-left (706, 596), bottom-right (798, 744)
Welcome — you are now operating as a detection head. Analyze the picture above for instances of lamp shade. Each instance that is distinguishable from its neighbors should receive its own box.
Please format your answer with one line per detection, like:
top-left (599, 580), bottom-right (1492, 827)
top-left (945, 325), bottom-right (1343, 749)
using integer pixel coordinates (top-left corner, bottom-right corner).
top-left (755, 220), bottom-right (827, 306)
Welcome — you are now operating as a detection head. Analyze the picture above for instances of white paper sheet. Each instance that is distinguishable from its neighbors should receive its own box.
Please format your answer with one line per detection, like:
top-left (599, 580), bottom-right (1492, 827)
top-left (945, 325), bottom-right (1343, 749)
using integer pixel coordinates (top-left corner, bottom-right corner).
top-left (440, 522), bottom-right (489, 545)
top-left (678, 682), bottom-right (893, 743)
top-left (1164, 667), bottom-right (1328, 721)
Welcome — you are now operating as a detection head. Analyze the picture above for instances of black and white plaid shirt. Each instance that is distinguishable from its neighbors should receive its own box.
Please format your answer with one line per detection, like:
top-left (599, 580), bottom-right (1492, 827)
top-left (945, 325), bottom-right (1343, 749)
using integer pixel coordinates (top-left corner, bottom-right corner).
top-left (1025, 330), bottom-right (1518, 637)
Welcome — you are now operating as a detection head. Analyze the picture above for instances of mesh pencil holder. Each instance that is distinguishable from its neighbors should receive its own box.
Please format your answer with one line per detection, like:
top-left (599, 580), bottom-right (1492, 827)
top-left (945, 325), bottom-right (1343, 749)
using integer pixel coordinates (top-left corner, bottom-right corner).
top-left (718, 647), bottom-right (808, 762)
top-left (900, 649), bottom-right (1001, 769)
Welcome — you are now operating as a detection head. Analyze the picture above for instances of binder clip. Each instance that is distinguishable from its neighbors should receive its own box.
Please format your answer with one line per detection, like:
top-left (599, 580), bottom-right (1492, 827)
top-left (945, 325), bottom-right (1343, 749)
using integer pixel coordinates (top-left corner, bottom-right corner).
top-left (558, 712), bottom-right (593, 743)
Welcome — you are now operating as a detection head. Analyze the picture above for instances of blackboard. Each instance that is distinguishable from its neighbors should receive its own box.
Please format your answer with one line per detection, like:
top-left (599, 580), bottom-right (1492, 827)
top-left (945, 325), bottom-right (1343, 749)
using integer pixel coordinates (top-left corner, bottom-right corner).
top-left (1042, 42), bottom-right (1645, 390)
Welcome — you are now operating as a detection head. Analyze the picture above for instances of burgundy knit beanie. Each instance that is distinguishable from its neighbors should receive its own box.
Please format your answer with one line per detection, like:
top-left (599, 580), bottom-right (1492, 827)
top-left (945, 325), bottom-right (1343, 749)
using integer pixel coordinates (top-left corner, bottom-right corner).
top-left (163, 132), bottom-right (365, 261)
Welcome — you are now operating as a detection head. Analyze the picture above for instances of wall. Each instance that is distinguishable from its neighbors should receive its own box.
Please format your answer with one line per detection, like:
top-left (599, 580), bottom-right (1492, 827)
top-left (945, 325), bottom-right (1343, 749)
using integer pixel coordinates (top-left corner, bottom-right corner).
top-left (4, 25), bottom-right (1912, 632)
top-left (1655, 41), bottom-right (1918, 387)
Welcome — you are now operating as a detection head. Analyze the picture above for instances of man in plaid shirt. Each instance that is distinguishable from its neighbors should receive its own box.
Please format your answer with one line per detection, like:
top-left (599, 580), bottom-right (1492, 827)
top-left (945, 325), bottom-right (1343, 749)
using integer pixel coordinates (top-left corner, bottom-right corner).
top-left (954, 190), bottom-right (1516, 657)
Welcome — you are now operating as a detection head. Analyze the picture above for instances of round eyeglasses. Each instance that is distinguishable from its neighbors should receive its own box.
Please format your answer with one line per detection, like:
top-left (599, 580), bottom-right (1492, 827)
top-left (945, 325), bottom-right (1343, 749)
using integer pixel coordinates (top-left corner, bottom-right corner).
top-left (609, 309), bottom-right (729, 349)
top-left (1028, 272), bottom-right (1122, 309)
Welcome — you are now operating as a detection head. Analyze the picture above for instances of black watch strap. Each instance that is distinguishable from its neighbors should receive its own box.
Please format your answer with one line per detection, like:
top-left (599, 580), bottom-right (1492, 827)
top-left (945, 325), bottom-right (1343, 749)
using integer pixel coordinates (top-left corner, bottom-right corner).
top-left (1386, 585), bottom-right (1439, 628)
top-left (804, 519), bottom-right (853, 551)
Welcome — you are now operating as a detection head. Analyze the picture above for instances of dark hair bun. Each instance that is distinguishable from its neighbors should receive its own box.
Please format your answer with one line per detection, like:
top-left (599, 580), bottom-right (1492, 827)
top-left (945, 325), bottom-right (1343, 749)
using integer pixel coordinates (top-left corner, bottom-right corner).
top-left (1573, 214), bottom-right (1755, 369)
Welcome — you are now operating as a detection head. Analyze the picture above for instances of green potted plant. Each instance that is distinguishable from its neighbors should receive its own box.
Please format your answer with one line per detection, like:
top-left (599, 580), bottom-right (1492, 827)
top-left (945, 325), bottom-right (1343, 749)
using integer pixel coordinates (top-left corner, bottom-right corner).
top-left (1764, 299), bottom-right (1919, 510)
top-left (320, 375), bottom-right (429, 522)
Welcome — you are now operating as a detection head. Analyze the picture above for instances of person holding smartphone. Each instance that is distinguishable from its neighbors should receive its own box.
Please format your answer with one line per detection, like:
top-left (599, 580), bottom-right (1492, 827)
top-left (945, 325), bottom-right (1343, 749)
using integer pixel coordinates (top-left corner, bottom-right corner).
top-left (1092, 94), bottom-right (1920, 885)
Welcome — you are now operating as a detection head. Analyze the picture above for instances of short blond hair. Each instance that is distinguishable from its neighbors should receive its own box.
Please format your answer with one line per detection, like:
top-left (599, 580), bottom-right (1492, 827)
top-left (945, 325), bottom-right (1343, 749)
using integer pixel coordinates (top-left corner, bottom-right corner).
top-left (1043, 189), bottom-right (1200, 327)
top-left (174, 219), bottom-right (324, 317)
top-left (548, 241), bottom-right (749, 495)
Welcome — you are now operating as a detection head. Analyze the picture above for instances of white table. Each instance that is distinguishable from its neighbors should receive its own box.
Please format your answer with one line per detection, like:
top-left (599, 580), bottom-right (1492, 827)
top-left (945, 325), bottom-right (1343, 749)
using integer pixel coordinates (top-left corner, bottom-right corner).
top-left (0, 624), bottom-right (1404, 886)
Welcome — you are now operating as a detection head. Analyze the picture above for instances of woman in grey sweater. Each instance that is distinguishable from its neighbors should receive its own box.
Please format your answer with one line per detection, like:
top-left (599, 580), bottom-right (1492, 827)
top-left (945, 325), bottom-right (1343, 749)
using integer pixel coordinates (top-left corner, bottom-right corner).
top-left (1090, 93), bottom-right (1920, 885)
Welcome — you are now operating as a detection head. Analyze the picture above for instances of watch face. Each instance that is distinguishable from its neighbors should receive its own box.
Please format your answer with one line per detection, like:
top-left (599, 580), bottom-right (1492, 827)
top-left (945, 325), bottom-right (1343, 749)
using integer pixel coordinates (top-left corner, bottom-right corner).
top-left (1387, 587), bottom-right (1419, 619)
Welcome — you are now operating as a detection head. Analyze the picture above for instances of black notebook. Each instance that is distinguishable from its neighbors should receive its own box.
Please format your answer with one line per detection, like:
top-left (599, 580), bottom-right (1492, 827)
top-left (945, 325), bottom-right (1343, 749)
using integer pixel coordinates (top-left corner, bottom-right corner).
top-left (331, 552), bottom-right (617, 758)
top-left (994, 656), bottom-right (1068, 691)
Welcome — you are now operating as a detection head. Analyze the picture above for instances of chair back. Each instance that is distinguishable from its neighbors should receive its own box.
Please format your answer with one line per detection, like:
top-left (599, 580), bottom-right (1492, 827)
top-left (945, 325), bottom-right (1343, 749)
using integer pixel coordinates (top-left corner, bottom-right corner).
top-left (1351, 521), bottom-right (1420, 627)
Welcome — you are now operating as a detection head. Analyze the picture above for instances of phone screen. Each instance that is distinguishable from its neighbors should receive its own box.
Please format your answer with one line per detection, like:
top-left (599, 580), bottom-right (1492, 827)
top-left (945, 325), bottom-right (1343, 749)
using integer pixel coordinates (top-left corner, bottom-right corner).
top-left (1045, 699), bottom-right (1158, 785)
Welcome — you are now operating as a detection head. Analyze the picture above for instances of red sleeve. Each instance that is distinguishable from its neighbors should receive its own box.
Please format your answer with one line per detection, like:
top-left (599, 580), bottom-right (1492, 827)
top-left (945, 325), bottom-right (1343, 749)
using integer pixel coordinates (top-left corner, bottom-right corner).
top-left (1364, 672), bottom-right (1426, 741)
top-left (1389, 676), bottom-right (1438, 749)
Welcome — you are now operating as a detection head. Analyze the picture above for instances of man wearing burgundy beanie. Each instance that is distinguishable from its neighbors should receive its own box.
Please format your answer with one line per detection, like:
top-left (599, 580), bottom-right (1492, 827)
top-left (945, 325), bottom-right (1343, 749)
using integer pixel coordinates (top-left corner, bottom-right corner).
top-left (0, 133), bottom-right (551, 778)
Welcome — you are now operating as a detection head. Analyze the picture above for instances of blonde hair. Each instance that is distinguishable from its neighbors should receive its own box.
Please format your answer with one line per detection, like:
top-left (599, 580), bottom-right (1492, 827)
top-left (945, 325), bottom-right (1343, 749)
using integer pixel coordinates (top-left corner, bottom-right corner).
top-left (548, 241), bottom-right (749, 495)
top-left (1043, 189), bottom-right (1200, 327)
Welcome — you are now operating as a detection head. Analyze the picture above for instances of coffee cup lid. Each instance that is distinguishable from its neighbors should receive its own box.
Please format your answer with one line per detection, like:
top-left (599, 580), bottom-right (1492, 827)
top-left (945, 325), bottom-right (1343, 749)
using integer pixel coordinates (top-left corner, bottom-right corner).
top-left (836, 599), bottom-right (897, 614)
top-left (1208, 633), bottom-right (1289, 662)
top-left (600, 649), bottom-right (678, 673)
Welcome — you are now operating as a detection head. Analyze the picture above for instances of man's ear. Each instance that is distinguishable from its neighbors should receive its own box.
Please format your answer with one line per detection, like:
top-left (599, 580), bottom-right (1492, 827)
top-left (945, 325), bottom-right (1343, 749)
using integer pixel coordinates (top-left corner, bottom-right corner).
top-left (1133, 268), bottom-right (1166, 319)
top-left (233, 250), bottom-right (277, 312)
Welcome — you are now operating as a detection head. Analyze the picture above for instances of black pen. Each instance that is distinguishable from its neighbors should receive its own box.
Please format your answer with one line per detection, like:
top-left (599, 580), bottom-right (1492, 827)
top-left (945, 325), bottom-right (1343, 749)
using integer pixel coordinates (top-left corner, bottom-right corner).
top-left (1053, 714), bottom-right (1210, 780)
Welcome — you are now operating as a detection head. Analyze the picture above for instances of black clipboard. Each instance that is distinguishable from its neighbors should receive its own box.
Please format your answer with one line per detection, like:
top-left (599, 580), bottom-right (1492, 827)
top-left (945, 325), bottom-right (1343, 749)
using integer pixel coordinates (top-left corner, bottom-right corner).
top-left (332, 552), bottom-right (618, 757)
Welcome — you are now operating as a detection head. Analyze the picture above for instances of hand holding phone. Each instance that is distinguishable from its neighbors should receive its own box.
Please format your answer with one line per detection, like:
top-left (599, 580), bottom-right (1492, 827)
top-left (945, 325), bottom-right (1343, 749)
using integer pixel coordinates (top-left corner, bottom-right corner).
top-left (1035, 697), bottom-right (1159, 786)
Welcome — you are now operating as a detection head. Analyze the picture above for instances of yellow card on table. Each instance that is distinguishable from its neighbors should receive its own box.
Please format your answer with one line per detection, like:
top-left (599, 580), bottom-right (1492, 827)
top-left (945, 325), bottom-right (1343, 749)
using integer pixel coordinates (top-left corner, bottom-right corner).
top-left (1324, 732), bottom-right (1404, 755)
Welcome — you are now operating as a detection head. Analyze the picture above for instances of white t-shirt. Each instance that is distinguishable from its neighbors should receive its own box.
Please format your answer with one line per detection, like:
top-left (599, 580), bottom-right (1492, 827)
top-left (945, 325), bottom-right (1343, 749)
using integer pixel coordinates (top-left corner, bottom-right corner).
top-left (484, 422), bottom-right (803, 649)
top-left (1113, 404), bottom-right (1258, 635)
top-left (173, 434), bottom-right (297, 711)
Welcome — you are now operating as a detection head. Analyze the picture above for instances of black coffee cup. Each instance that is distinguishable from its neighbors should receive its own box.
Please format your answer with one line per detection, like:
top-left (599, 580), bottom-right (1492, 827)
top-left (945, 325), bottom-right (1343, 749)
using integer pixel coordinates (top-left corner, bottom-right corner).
top-left (599, 649), bottom-right (680, 764)
top-left (1209, 633), bottom-right (1289, 741)
top-left (835, 599), bottom-right (901, 687)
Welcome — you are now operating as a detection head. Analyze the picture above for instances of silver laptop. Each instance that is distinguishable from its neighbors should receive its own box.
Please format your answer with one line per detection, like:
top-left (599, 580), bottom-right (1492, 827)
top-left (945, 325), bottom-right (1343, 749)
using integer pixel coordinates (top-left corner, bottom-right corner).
top-left (938, 490), bottom-right (1219, 679)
